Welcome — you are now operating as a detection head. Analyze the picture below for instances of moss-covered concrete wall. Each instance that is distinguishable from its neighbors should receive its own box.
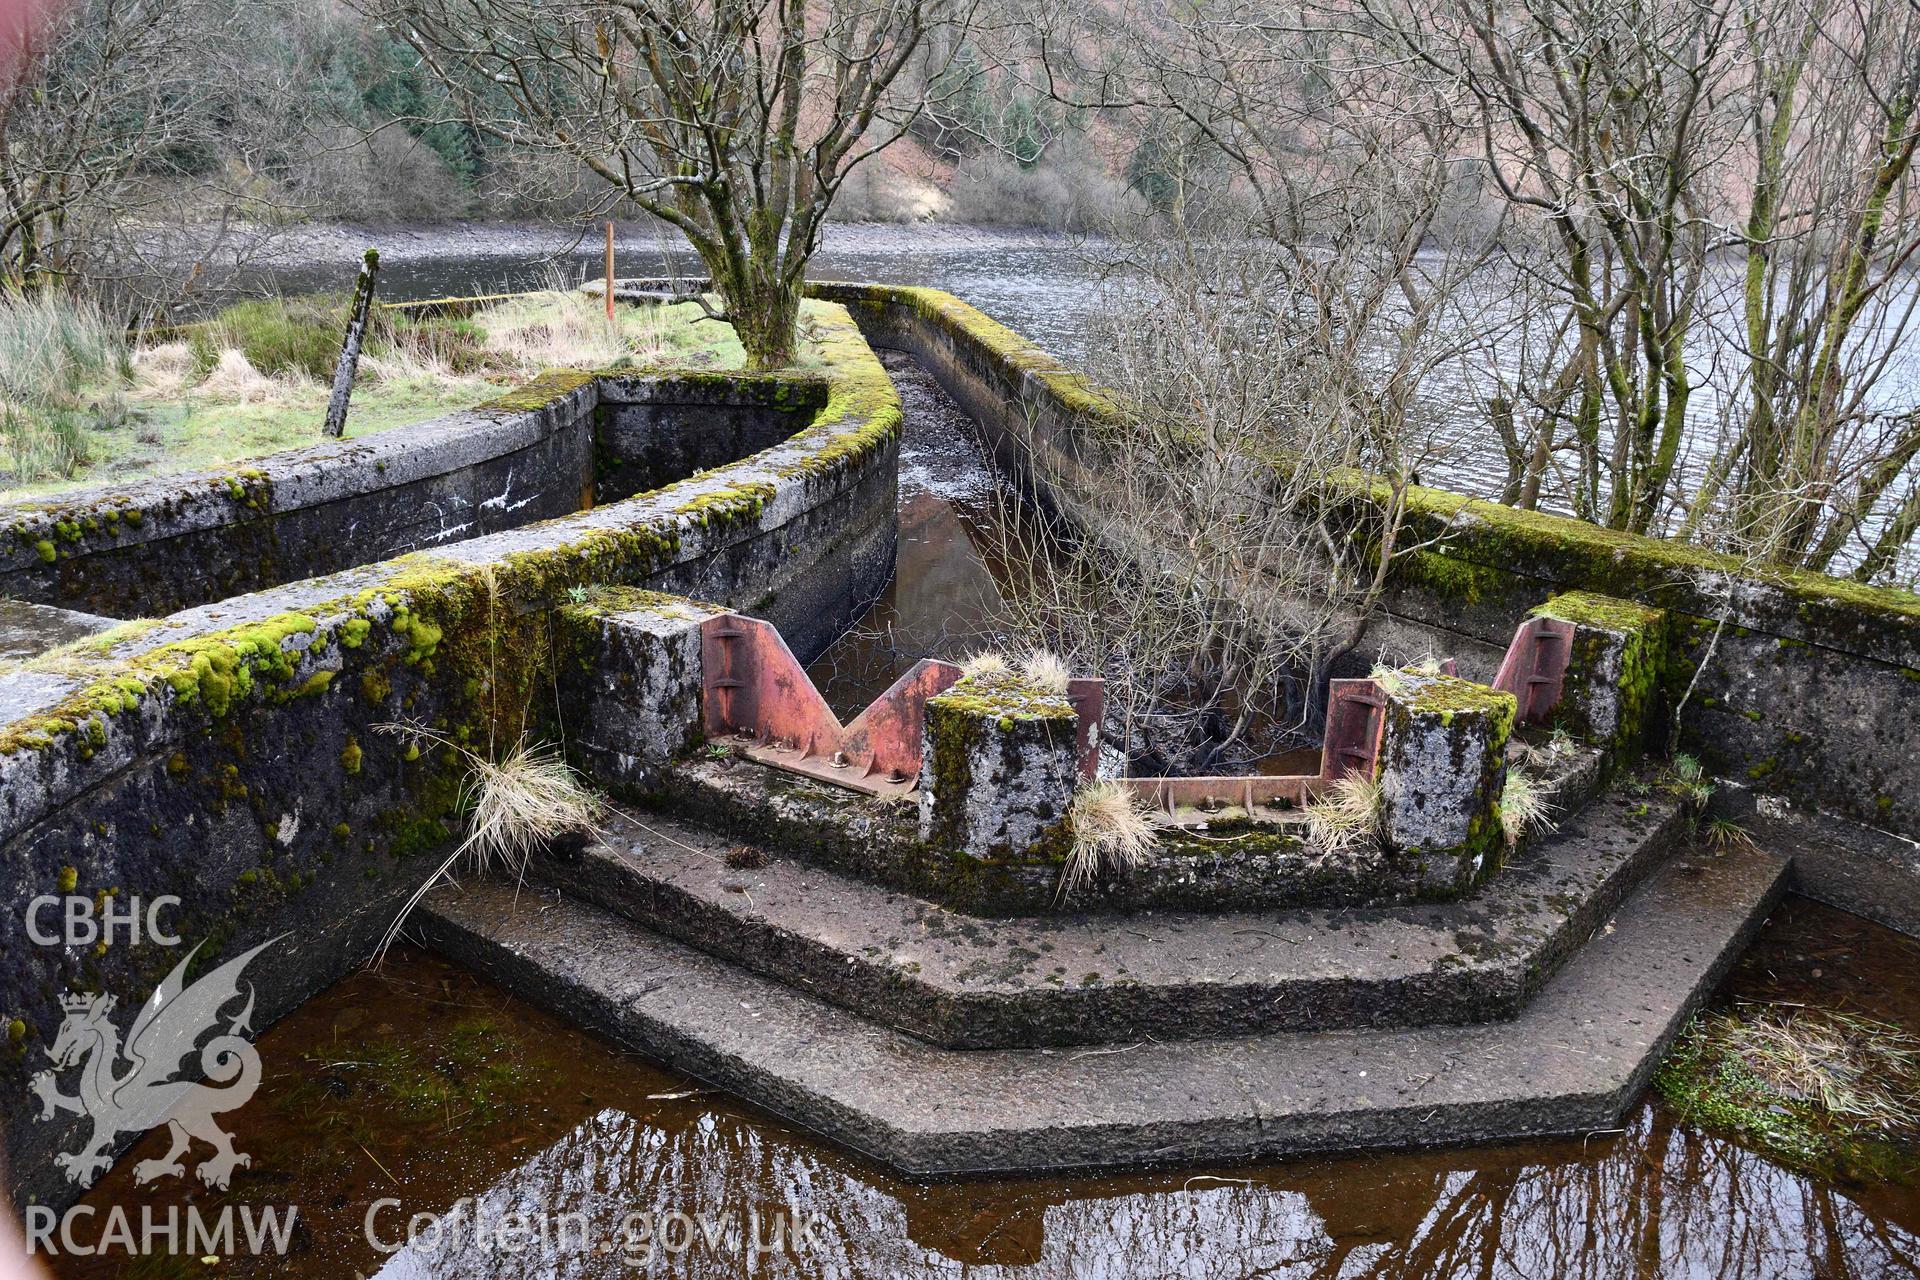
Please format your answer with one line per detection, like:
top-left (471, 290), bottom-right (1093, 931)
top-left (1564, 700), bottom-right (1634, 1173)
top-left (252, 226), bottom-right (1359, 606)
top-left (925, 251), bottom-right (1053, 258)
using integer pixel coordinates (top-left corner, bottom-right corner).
top-left (0, 301), bottom-right (901, 1213)
top-left (0, 361), bottom-right (840, 621)
top-left (814, 282), bottom-right (1920, 842)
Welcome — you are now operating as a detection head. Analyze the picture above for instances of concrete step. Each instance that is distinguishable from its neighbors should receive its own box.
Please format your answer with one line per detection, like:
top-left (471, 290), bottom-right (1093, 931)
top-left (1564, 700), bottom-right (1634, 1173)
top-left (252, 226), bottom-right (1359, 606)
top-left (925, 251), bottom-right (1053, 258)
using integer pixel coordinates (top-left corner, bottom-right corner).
top-left (528, 785), bottom-right (1688, 1047)
top-left (420, 840), bottom-right (1790, 1176)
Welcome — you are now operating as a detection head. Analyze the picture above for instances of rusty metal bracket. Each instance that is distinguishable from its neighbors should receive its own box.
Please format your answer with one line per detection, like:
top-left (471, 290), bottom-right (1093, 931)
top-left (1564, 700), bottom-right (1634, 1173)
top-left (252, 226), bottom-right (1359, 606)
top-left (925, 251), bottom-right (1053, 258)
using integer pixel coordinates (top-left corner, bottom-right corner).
top-left (1120, 676), bottom-right (1389, 826)
top-left (1492, 616), bottom-right (1575, 725)
top-left (702, 614), bottom-right (963, 800)
top-left (1067, 677), bottom-right (1103, 781)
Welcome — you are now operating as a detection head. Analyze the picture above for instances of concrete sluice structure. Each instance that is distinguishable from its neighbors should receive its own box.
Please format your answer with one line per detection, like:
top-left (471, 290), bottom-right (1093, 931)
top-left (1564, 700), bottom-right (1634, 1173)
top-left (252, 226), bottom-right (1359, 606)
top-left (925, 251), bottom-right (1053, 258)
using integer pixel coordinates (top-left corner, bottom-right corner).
top-left (1, 286), bottom-right (1915, 1210)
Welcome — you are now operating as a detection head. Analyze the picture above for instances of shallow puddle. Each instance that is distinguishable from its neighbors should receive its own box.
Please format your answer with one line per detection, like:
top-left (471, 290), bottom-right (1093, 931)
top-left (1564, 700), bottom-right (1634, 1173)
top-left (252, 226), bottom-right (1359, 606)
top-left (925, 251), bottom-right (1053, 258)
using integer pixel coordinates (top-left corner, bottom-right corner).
top-left (43, 894), bottom-right (1920, 1279)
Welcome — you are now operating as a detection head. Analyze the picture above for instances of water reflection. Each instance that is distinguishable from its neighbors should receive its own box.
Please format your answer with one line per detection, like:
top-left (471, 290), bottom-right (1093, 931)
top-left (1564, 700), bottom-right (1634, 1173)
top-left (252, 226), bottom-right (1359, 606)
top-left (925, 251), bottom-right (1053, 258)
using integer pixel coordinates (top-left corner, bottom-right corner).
top-left (366, 1100), bottom-right (1920, 1279)
top-left (51, 899), bottom-right (1920, 1280)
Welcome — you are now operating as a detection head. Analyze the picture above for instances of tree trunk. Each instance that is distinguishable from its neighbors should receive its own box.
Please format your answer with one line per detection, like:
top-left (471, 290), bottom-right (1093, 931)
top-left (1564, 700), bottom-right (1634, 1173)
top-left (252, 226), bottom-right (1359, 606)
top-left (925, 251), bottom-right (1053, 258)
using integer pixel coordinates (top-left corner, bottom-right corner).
top-left (717, 272), bottom-right (801, 372)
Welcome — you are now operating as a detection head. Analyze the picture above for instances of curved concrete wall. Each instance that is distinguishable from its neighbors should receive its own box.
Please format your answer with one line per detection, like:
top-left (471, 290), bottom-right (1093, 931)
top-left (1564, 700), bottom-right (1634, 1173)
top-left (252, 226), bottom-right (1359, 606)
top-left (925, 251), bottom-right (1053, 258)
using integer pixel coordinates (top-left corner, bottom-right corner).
top-left (0, 302), bottom-right (898, 1209)
top-left (0, 347), bottom-right (827, 619)
top-left (815, 282), bottom-right (1920, 846)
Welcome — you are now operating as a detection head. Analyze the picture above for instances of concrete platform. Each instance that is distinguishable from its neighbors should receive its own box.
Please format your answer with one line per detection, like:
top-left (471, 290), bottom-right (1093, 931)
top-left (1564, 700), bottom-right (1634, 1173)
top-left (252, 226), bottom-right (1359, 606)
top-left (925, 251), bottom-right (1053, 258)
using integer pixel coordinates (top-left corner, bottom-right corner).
top-left (534, 786), bottom-right (1689, 1047)
top-left (421, 841), bottom-right (1789, 1176)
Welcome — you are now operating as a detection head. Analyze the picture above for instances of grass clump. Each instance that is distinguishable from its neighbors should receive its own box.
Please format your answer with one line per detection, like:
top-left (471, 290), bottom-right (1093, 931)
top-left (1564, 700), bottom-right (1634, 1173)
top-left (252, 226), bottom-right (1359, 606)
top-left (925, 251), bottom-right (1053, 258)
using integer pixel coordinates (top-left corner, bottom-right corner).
top-left (1665, 752), bottom-right (1715, 806)
top-left (375, 728), bottom-right (602, 959)
top-left (1020, 648), bottom-right (1072, 695)
top-left (1656, 1004), bottom-right (1920, 1181)
top-left (1059, 781), bottom-right (1154, 902)
top-left (1499, 769), bottom-right (1558, 845)
top-left (959, 650), bottom-right (1011, 680)
top-left (1304, 771), bottom-right (1383, 856)
top-left (191, 295), bottom-right (344, 382)
top-left (0, 292), bottom-right (129, 483)
top-left (1704, 815), bottom-right (1759, 852)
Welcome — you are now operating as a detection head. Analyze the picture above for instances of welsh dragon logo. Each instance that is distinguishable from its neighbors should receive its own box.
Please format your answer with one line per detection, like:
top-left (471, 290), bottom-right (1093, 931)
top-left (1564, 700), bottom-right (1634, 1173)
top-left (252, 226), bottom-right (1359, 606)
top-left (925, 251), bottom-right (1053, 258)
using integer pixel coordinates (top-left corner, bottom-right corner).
top-left (30, 936), bottom-right (280, 1191)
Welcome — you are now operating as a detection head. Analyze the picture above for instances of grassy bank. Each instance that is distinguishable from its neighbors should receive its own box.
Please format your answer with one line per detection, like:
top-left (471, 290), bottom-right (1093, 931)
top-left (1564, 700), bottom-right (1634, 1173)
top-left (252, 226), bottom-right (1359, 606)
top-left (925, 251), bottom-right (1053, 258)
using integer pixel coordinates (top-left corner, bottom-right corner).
top-left (0, 288), bottom-right (773, 498)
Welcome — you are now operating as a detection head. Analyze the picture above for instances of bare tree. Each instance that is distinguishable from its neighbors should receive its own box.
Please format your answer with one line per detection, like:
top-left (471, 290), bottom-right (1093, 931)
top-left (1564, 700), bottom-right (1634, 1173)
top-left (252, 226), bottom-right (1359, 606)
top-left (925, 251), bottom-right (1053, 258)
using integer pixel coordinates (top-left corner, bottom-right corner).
top-left (1359, 0), bottom-right (1743, 537)
top-left (1360, 0), bottom-right (1920, 582)
top-left (372, 0), bottom-right (976, 369)
top-left (1685, 0), bottom-right (1920, 579)
top-left (0, 0), bottom-right (253, 298)
top-left (985, 4), bottom-right (1495, 770)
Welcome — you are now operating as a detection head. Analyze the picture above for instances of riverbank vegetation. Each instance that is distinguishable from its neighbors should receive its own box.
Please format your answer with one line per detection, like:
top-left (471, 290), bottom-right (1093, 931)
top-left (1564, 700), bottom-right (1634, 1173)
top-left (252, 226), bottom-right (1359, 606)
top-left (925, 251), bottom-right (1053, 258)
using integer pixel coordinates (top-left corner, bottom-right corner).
top-left (1657, 1003), bottom-right (1920, 1182)
top-left (0, 286), bottom-right (754, 494)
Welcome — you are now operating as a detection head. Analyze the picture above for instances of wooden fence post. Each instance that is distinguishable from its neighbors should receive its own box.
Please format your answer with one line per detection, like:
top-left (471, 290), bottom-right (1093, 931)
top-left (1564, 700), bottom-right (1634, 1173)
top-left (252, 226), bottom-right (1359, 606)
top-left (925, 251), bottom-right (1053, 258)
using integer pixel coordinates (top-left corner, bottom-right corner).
top-left (324, 248), bottom-right (379, 440)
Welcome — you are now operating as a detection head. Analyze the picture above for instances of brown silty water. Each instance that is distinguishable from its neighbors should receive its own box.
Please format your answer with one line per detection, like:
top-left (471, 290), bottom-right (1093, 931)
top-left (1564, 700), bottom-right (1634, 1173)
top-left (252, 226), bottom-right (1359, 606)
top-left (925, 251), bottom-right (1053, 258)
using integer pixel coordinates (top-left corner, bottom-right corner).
top-left (43, 894), bottom-right (1920, 1278)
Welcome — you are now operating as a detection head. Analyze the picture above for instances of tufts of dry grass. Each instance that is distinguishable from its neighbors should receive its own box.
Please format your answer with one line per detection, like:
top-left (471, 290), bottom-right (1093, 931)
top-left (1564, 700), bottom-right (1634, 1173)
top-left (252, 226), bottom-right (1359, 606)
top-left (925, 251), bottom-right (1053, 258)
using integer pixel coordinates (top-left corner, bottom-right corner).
top-left (1020, 648), bottom-right (1071, 695)
top-left (130, 340), bottom-right (198, 397)
top-left (1709, 1007), bottom-right (1920, 1130)
top-left (197, 349), bottom-right (314, 406)
top-left (1499, 769), bottom-right (1559, 846)
top-left (374, 727), bottom-right (601, 961)
top-left (1658, 1002), bottom-right (1920, 1180)
top-left (1059, 781), bottom-right (1155, 903)
top-left (479, 271), bottom-right (663, 370)
top-left (1305, 771), bottom-right (1383, 856)
top-left (959, 650), bottom-right (1011, 680)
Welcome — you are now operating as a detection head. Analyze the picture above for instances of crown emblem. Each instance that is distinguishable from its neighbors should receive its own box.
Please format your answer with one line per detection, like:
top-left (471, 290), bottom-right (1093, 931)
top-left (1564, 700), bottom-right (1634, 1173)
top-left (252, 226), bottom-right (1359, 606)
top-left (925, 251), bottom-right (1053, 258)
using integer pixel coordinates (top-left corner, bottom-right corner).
top-left (59, 991), bottom-right (112, 1016)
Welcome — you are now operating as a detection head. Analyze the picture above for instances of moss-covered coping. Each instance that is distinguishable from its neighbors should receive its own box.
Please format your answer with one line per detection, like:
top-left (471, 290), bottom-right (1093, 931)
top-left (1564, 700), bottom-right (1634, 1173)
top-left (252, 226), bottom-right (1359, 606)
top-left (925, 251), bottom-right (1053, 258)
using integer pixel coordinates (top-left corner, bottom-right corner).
top-left (817, 282), bottom-right (1920, 669)
top-left (1395, 671), bottom-right (1518, 724)
top-left (927, 672), bottom-right (1078, 724)
top-left (1534, 589), bottom-right (1666, 635)
top-left (0, 300), bottom-right (900, 832)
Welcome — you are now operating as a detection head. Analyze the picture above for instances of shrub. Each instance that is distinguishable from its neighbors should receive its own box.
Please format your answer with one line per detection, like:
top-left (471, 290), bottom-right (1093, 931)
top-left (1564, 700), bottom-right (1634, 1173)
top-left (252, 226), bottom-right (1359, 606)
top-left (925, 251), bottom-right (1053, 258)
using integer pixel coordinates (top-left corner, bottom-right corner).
top-left (194, 295), bottom-right (347, 383)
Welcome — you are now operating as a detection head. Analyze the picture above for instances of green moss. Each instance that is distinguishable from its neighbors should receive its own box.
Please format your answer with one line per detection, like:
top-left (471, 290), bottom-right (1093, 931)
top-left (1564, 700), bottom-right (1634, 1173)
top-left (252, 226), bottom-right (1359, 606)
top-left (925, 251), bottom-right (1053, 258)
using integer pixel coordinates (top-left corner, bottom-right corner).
top-left (339, 618), bottom-right (372, 649)
top-left (1400, 672), bottom-right (1516, 719)
top-left (34, 540), bottom-right (55, 563)
top-left (340, 735), bottom-right (363, 775)
top-left (1655, 1013), bottom-right (1920, 1183)
top-left (1397, 548), bottom-right (1510, 606)
top-left (289, 670), bottom-right (335, 699)
top-left (57, 866), bottom-right (77, 894)
top-left (360, 667), bottom-right (392, 707)
top-left (1535, 590), bottom-right (1665, 633)
top-left (473, 368), bottom-right (597, 414)
top-left (928, 672), bottom-right (1077, 722)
